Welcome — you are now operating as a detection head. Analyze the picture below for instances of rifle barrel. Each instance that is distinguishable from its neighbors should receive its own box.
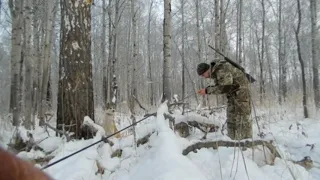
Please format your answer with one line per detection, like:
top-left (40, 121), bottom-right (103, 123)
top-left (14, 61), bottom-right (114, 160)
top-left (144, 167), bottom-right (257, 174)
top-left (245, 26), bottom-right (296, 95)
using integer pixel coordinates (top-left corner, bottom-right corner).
top-left (208, 45), bottom-right (256, 83)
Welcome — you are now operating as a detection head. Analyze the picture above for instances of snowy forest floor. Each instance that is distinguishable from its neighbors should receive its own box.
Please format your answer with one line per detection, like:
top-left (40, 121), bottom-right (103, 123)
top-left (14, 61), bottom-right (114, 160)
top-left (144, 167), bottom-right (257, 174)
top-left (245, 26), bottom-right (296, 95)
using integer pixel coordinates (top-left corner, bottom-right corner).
top-left (0, 102), bottom-right (320, 180)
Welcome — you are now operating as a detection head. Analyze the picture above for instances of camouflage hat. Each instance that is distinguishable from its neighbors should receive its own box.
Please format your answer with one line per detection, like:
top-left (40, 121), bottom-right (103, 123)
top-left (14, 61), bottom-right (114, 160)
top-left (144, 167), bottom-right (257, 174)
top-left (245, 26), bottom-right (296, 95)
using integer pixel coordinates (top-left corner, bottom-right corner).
top-left (197, 63), bottom-right (210, 75)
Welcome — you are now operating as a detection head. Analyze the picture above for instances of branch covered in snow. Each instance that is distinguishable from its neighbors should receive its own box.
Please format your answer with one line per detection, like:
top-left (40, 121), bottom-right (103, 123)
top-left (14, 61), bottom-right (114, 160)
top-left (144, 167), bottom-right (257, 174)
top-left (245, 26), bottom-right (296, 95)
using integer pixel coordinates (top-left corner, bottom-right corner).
top-left (82, 116), bottom-right (114, 146)
top-left (137, 132), bottom-right (155, 147)
top-left (33, 155), bottom-right (55, 166)
top-left (44, 123), bottom-right (71, 142)
top-left (174, 121), bottom-right (219, 139)
top-left (291, 156), bottom-right (314, 170)
top-left (182, 140), bottom-right (282, 160)
top-left (132, 95), bottom-right (147, 111)
top-left (82, 116), bottom-right (106, 136)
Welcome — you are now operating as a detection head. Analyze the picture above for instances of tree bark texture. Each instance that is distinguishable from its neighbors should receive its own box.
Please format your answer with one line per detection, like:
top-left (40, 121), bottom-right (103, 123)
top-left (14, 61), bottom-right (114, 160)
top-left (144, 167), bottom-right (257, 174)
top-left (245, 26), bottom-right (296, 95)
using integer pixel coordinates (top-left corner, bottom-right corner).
top-left (23, 0), bottom-right (34, 129)
top-left (310, 0), bottom-right (320, 109)
top-left (57, 0), bottom-right (94, 139)
top-left (162, 0), bottom-right (172, 103)
top-left (9, 0), bottom-right (24, 126)
top-left (295, 0), bottom-right (309, 118)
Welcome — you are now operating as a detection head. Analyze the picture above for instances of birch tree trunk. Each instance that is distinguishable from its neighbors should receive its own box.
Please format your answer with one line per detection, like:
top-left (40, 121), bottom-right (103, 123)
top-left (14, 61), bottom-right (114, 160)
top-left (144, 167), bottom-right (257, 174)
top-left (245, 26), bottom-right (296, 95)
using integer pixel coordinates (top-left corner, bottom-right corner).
top-left (23, 0), bottom-right (33, 129)
top-left (162, 0), bottom-right (172, 102)
top-left (236, 0), bottom-right (242, 64)
top-left (214, 0), bottom-right (220, 62)
top-left (101, 0), bottom-right (107, 108)
top-left (259, 0), bottom-right (266, 103)
top-left (310, 0), bottom-right (320, 110)
top-left (265, 37), bottom-right (276, 95)
top-left (295, 0), bottom-right (309, 118)
top-left (126, 16), bottom-right (132, 106)
top-left (9, 0), bottom-right (24, 126)
top-left (105, 0), bottom-right (112, 105)
top-left (110, 0), bottom-right (119, 107)
top-left (32, 0), bottom-right (39, 115)
top-left (180, 0), bottom-right (186, 114)
top-left (32, 0), bottom-right (40, 119)
top-left (57, 0), bottom-right (94, 139)
top-left (194, 0), bottom-right (201, 105)
top-left (213, 0), bottom-right (221, 106)
top-left (129, 0), bottom-right (137, 145)
top-left (39, 0), bottom-right (56, 126)
top-left (100, 0), bottom-right (116, 136)
top-left (219, 0), bottom-right (227, 54)
top-left (147, 1), bottom-right (154, 106)
top-left (129, 0), bottom-right (137, 113)
top-left (278, 0), bottom-right (283, 103)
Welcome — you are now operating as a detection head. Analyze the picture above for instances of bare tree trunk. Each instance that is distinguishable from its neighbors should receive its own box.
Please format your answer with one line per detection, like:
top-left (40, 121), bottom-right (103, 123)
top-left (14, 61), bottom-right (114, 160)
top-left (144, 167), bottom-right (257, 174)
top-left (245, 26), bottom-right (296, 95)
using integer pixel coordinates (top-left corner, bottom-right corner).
top-left (282, 34), bottom-right (287, 99)
top-left (295, 0), bottom-right (309, 118)
top-left (194, 0), bottom-right (201, 105)
top-left (9, 0), bottom-right (24, 126)
top-left (129, 0), bottom-right (137, 112)
top-left (126, 17), bottom-right (132, 106)
top-left (57, 0), bottom-right (94, 139)
top-left (39, 0), bottom-right (56, 126)
top-left (180, 0), bottom-right (186, 114)
top-left (19, 47), bottom-right (24, 117)
top-left (278, 0), bottom-right (282, 103)
top-left (265, 37), bottom-right (276, 96)
top-left (162, 0), bottom-right (172, 103)
top-left (214, 0), bottom-right (220, 62)
top-left (236, 0), bottom-right (242, 64)
top-left (23, 0), bottom-right (33, 129)
top-left (310, 0), bottom-right (320, 109)
top-left (259, 0), bottom-right (266, 103)
top-left (219, 0), bottom-right (227, 54)
top-left (129, 0), bottom-right (137, 145)
top-left (147, 1), bottom-right (154, 106)
top-left (32, 0), bottom-right (41, 120)
top-left (277, 0), bottom-right (287, 104)
top-left (214, 0), bottom-right (220, 106)
top-left (110, 0), bottom-right (119, 108)
top-left (101, 0), bottom-right (107, 109)
top-left (105, 0), bottom-right (113, 105)
top-left (200, 4), bottom-right (208, 61)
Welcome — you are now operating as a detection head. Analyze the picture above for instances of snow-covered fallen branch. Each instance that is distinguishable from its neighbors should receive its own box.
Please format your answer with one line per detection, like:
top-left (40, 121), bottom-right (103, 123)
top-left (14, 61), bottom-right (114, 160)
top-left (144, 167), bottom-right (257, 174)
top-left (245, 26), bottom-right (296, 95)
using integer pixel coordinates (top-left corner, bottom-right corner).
top-left (137, 132), bottom-right (155, 147)
top-left (182, 140), bottom-right (281, 162)
top-left (44, 122), bottom-right (71, 142)
top-left (174, 121), bottom-right (219, 139)
top-left (291, 156), bottom-right (314, 170)
top-left (82, 116), bottom-right (114, 146)
top-left (143, 111), bottom-right (219, 139)
top-left (33, 155), bottom-right (55, 166)
top-left (132, 95), bottom-right (147, 111)
top-left (7, 130), bottom-right (44, 153)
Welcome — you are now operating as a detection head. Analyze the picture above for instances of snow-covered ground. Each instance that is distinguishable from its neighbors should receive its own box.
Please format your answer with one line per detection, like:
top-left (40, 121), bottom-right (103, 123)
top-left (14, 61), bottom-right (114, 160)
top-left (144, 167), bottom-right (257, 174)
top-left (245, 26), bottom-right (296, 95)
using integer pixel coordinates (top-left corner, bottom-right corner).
top-left (0, 102), bottom-right (319, 180)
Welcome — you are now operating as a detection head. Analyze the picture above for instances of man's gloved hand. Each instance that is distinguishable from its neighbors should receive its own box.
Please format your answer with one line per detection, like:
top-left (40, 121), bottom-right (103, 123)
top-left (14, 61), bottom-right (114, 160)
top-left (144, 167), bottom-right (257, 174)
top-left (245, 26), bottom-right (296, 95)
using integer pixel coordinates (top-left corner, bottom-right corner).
top-left (197, 88), bottom-right (206, 95)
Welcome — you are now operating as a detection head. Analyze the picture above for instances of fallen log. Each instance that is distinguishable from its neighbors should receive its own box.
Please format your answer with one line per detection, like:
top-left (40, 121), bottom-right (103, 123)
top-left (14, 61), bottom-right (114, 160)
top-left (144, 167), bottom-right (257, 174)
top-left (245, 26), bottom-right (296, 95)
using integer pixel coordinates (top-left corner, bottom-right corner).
top-left (137, 132), bottom-right (154, 147)
top-left (182, 140), bottom-right (281, 160)
top-left (174, 121), bottom-right (219, 139)
top-left (32, 155), bottom-right (55, 166)
top-left (111, 149), bottom-right (122, 158)
top-left (7, 131), bottom-right (44, 153)
top-left (292, 156), bottom-right (313, 170)
top-left (143, 112), bottom-right (219, 139)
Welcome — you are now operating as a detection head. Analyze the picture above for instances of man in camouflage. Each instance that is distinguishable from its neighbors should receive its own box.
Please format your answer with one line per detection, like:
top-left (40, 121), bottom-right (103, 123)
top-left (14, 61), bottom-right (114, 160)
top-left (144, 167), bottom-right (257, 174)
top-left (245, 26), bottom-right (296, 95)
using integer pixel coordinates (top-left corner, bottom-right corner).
top-left (197, 61), bottom-right (252, 140)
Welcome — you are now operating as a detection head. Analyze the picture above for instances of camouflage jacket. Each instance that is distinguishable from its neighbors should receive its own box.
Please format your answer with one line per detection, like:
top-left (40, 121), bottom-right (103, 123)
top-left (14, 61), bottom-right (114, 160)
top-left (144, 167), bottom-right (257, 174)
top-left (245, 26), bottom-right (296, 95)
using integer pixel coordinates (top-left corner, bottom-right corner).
top-left (206, 61), bottom-right (249, 96)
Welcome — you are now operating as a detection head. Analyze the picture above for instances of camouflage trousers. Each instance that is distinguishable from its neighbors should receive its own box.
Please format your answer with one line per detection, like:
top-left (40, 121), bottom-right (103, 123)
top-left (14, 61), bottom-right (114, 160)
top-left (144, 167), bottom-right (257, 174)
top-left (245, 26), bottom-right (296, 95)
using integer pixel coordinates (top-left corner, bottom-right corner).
top-left (226, 88), bottom-right (252, 140)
